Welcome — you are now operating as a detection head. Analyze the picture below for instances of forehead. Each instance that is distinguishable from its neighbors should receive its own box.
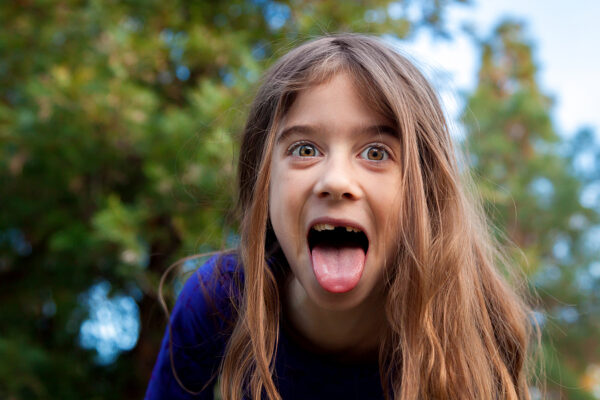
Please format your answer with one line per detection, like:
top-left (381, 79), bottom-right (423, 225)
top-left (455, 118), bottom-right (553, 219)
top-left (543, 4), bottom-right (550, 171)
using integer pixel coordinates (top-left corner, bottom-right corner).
top-left (278, 73), bottom-right (395, 137)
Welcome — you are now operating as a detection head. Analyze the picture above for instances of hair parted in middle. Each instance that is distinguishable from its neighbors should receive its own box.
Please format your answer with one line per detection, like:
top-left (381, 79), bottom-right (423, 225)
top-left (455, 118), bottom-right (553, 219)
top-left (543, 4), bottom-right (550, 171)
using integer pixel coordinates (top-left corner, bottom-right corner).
top-left (220, 33), bottom-right (534, 400)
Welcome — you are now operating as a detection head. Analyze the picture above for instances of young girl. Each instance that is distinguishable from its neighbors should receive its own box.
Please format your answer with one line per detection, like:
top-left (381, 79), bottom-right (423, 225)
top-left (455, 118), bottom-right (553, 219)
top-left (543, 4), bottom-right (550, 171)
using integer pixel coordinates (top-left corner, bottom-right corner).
top-left (145, 34), bottom-right (535, 400)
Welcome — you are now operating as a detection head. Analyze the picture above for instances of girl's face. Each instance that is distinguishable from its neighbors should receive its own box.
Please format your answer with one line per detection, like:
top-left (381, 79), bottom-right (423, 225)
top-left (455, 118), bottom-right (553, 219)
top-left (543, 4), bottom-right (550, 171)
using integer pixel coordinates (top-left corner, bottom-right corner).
top-left (269, 73), bottom-right (403, 311)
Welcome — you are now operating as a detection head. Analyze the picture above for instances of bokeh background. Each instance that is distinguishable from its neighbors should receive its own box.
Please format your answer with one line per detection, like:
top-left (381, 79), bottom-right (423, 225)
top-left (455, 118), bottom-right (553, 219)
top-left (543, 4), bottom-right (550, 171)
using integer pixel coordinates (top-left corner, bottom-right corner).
top-left (1, 1), bottom-right (599, 398)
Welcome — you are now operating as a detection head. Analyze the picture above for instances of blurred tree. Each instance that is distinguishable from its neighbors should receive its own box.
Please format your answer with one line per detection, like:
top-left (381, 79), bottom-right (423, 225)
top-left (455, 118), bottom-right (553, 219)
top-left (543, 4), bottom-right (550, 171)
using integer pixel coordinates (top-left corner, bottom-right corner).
top-left (0, 0), bottom-right (466, 398)
top-left (462, 20), bottom-right (600, 399)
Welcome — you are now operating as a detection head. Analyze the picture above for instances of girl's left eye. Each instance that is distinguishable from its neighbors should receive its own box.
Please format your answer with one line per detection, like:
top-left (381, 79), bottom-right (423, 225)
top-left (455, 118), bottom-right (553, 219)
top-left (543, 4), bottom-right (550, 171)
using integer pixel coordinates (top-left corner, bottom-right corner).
top-left (360, 145), bottom-right (389, 161)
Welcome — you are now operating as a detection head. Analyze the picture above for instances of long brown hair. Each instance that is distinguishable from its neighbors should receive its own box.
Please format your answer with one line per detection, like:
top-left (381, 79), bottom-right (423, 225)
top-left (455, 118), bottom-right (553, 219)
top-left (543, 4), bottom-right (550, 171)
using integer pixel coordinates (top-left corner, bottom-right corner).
top-left (219, 33), bottom-right (536, 399)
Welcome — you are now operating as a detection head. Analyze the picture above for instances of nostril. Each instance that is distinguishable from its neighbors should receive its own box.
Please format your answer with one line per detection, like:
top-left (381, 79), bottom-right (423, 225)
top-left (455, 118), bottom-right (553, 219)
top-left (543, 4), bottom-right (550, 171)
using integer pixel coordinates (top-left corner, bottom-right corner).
top-left (317, 190), bottom-right (329, 199)
top-left (318, 190), bottom-right (354, 200)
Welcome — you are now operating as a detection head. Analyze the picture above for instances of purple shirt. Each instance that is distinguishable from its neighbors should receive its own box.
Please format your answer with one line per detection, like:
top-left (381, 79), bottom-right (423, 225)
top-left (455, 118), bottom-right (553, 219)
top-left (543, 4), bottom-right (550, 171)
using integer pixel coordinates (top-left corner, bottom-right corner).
top-left (144, 254), bottom-right (384, 399)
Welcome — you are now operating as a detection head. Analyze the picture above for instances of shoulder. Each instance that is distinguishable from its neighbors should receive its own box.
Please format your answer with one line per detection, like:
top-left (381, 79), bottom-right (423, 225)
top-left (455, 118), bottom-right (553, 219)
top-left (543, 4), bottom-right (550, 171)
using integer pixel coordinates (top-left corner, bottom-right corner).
top-left (144, 253), bottom-right (243, 400)
top-left (173, 252), bottom-right (243, 340)
top-left (179, 252), bottom-right (242, 303)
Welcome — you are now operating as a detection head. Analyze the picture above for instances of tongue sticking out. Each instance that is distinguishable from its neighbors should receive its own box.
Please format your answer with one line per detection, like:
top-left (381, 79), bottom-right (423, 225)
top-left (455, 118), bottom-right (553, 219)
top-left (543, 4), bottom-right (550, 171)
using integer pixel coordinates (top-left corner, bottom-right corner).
top-left (311, 244), bottom-right (365, 293)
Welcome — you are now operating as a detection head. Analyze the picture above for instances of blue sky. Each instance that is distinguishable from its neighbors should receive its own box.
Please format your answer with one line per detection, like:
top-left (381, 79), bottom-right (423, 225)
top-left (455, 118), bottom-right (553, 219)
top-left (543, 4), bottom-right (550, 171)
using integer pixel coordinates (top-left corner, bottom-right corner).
top-left (397, 0), bottom-right (600, 139)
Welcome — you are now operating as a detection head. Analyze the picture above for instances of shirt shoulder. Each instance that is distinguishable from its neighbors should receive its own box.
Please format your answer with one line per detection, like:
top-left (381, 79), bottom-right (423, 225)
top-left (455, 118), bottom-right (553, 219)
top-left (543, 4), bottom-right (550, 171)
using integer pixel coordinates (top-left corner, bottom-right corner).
top-left (144, 253), bottom-right (242, 400)
top-left (175, 252), bottom-right (242, 338)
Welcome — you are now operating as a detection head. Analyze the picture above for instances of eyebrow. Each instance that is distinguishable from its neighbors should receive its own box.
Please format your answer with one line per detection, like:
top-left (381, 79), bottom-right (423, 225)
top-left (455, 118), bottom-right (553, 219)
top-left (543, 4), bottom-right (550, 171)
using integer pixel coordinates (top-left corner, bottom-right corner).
top-left (276, 124), bottom-right (398, 143)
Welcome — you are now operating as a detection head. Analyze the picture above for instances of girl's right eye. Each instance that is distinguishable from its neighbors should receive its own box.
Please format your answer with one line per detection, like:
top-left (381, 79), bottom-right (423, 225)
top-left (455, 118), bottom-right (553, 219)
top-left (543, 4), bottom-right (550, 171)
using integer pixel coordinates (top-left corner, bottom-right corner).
top-left (289, 143), bottom-right (320, 157)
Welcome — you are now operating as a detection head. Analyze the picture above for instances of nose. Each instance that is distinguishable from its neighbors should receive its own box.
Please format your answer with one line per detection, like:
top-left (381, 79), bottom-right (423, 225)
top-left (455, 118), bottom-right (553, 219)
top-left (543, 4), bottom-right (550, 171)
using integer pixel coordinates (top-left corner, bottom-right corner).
top-left (313, 155), bottom-right (362, 201)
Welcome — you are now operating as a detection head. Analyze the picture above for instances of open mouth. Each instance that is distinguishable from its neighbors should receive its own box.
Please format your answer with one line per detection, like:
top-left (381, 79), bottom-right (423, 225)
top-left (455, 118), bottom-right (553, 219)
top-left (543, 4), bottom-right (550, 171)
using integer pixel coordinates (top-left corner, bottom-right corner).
top-left (308, 224), bottom-right (369, 253)
top-left (307, 223), bottom-right (369, 293)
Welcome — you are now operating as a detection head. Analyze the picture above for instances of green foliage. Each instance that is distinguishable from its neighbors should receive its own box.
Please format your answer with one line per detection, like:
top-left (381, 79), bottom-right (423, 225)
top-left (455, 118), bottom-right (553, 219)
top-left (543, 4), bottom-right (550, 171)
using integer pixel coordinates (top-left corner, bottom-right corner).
top-left (462, 20), bottom-right (600, 398)
top-left (0, 1), bottom-right (464, 398)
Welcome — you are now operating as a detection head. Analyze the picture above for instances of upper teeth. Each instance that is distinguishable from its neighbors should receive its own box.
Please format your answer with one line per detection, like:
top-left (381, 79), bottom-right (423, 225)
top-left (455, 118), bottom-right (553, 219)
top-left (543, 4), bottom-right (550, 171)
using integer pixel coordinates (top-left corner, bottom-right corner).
top-left (313, 223), bottom-right (361, 233)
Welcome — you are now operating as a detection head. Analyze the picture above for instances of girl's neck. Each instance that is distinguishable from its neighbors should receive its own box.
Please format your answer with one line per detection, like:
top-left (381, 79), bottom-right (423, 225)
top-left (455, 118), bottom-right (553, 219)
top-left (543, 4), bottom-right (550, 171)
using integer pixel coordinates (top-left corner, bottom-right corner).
top-left (283, 277), bottom-right (387, 358)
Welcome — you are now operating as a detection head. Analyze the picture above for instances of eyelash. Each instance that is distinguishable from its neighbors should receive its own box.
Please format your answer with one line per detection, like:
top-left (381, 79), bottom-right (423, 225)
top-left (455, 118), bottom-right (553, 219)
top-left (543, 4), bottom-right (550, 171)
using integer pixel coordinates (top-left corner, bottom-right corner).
top-left (287, 142), bottom-right (391, 161)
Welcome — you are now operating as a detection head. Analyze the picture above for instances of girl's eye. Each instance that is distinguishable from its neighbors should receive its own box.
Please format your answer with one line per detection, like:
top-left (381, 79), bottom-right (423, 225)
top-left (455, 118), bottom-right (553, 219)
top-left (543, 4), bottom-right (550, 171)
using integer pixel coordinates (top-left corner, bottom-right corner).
top-left (290, 143), bottom-right (320, 157)
top-left (360, 145), bottom-right (389, 161)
